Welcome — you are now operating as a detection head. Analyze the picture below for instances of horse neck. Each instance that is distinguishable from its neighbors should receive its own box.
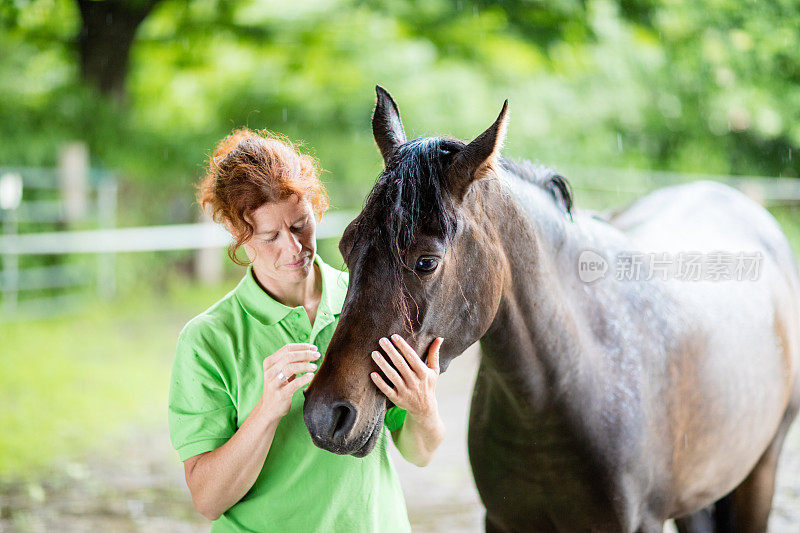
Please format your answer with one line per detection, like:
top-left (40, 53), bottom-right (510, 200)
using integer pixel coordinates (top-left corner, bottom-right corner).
top-left (474, 172), bottom-right (610, 414)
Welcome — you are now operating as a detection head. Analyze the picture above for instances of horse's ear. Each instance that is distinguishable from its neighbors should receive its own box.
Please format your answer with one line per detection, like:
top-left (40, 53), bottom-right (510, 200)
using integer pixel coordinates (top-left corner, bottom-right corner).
top-left (447, 100), bottom-right (509, 201)
top-left (372, 85), bottom-right (407, 165)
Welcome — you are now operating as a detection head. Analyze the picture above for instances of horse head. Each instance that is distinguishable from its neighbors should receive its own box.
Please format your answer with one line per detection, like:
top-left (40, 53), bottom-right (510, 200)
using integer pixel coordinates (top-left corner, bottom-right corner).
top-left (303, 86), bottom-right (510, 457)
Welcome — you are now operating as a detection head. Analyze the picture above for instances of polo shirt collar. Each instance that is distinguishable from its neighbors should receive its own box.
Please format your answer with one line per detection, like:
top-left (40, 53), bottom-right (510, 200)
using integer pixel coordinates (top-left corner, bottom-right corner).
top-left (234, 254), bottom-right (348, 326)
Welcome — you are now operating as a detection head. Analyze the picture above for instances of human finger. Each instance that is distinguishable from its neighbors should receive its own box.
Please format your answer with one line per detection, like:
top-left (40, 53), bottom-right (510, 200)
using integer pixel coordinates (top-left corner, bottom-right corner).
top-left (265, 348), bottom-right (319, 370)
top-left (390, 334), bottom-right (427, 374)
top-left (273, 361), bottom-right (318, 380)
top-left (370, 372), bottom-right (399, 403)
top-left (283, 343), bottom-right (319, 352)
top-left (282, 348), bottom-right (321, 364)
top-left (371, 351), bottom-right (404, 389)
top-left (279, 343), bottom-right (320, 360)
top-left (286, 372), bottom-right (315, 394)
top-left (378, 337), bottom-right (414, 382)
top-left (267, 343), bottom-right (318, 364)
top-left (427, 337), bottom-right (443, 374)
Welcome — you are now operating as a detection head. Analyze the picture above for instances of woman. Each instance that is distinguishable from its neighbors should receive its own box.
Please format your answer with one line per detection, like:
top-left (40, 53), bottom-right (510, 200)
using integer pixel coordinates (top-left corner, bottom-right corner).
top-left (168, 129), bottom-right (445, 532)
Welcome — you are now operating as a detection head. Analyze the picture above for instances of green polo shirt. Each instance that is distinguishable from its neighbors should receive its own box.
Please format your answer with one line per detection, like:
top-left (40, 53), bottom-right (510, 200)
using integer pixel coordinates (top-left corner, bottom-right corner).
top-left (168, 254), bottom-right (409, 532)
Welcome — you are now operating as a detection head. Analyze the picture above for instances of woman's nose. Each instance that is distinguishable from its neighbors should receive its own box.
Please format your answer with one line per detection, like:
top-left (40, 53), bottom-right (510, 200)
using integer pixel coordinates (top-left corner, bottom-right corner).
top-left (285, 232), bottom-right (302, 254)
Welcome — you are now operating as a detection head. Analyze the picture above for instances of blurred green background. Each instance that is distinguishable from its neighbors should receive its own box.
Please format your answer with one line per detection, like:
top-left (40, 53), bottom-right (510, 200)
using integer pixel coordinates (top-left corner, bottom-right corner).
top-left (2, 0), bottom-right (800, 530)
top-left (4, 0), bottom-right (799, 215)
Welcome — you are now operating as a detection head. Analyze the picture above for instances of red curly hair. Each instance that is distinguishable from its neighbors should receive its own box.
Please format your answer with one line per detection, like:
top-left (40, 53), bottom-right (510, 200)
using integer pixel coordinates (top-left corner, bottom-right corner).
top-left (197, 128), bottom-right (329, 266)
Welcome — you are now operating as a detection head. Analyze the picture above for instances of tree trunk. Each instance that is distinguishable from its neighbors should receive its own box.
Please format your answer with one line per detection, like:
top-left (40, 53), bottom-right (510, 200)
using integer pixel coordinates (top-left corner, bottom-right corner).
top-left (75, 0), bottom-right (161, 100)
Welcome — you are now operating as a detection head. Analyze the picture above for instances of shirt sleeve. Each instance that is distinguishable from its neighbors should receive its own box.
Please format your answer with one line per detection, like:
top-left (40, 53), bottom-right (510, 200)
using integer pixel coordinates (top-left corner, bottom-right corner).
top-left (384, 406), bottom-right (407, 431)
top-left (168, 326), bottom-right (237, 461)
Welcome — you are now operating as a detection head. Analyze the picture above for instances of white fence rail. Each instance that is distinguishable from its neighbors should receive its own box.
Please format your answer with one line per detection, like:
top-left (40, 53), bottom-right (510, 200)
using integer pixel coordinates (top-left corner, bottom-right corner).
top-left (563, 167), bottom-right (800, 207)
top-left (0, 211), bottom-right (356, 256)
top-left (3, 174), bottom-right (800, 257)
top-left (3, 165), bottom-right (800, 321)
top-left (0, 210), bottom-right (355, 320)
top-left (1, 158), bottom-right (118, 317)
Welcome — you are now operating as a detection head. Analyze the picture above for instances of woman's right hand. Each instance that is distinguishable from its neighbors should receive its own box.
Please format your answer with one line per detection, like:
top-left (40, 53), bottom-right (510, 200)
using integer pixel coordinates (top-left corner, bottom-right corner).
top-left (260, 343), bottom-right (320, 420)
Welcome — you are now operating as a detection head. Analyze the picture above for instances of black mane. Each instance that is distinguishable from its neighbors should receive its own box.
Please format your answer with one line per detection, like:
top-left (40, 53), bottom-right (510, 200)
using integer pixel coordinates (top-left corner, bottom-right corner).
top-left (500, 158), bottom-right (574, 216)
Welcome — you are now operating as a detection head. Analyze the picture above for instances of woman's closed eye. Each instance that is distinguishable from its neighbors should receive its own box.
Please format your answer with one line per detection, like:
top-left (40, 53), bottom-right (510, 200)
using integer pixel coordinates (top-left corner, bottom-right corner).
top-left (261, 218), bottom-right (308, 242)
top-left (292, 217), bottom-right (309, 232)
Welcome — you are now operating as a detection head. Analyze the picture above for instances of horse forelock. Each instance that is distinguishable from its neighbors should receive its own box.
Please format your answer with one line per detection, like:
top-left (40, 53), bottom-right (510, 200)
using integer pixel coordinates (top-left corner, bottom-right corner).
top-left (348, 137), bottom-right (460, 329)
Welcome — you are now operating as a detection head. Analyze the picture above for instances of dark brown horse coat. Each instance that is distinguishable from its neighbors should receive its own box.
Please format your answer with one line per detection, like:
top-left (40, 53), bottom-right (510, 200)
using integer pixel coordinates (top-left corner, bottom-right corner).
top-left (304, 87), bottom-right (800, 532)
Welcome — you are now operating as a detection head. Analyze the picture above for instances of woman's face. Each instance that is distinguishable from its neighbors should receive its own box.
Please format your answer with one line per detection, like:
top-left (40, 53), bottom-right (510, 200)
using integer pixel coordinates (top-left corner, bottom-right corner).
top-left (240, 195), bottom-right (318, 286)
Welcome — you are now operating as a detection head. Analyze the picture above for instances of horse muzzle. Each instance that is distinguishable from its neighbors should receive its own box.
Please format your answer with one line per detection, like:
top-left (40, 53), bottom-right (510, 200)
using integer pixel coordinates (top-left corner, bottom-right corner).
top-left (303, 393), bottom-right (384, 457)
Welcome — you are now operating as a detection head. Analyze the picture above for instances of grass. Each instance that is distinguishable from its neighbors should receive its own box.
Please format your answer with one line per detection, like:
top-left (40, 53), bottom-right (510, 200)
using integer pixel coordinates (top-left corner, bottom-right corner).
top-left (0, 274), bottom-right (235, 481)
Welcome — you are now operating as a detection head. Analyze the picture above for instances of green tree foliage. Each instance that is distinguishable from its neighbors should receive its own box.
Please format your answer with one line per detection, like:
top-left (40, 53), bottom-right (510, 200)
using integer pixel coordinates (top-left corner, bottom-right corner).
top-left (1, 0), bottom-right (798, 224)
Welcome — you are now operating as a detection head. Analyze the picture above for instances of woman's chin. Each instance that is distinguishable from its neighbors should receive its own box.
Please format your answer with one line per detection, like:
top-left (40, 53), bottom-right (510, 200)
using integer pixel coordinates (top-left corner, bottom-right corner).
top-left (278, 259), bottom-right (311, 278)
top-left (288, 264), bottom-right (312, 280)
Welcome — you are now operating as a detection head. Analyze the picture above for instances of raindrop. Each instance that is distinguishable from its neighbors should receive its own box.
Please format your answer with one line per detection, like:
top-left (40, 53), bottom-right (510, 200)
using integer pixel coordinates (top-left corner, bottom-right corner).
top-left (282, 108), bottom-right (288, 122)
top-left (789, 148), bottom-right (792, 162)
top-left (617, 134), bottom-right (623, 152)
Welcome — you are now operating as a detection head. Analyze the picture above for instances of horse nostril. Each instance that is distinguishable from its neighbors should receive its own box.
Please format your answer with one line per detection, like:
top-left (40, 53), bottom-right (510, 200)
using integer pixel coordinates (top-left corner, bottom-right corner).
top-left (331, 401), bottom-right (357, 440)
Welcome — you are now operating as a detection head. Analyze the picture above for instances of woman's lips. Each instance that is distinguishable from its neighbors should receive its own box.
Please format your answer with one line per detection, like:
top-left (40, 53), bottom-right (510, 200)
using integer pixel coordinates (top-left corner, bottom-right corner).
top-left (285, 256), bottom-right (309, 269)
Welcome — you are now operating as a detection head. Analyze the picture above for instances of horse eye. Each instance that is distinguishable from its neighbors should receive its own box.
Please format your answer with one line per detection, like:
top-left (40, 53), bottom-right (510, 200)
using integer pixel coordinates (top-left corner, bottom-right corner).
top-left (415, 256), bottom-right (439, 273)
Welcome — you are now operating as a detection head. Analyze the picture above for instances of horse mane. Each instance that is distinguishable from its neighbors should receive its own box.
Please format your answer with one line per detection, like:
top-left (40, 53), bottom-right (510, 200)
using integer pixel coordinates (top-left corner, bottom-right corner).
top-left (499, 158), bottom-right (574, 217)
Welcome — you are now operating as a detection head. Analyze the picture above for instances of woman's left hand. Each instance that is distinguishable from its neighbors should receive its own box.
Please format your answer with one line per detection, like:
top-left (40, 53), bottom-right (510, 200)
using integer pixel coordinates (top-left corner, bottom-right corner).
top-left (370, 334), bottom-right (444, 418)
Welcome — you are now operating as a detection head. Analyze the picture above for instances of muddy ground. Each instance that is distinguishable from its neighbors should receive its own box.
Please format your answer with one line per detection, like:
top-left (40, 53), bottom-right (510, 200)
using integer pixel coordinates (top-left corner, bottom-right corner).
top-left (2, 346), bottom-right (799, 532)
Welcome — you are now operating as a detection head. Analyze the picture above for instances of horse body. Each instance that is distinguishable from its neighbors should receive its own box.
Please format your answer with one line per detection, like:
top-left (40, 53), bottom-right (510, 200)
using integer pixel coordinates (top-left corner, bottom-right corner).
top-left (468, 170), bottom-right (800, 531)
top-left (303, 87), bottom-right (799, 532)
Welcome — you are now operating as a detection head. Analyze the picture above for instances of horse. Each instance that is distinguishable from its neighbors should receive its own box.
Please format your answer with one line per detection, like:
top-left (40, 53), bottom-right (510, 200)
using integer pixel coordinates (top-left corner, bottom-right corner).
top-left (303, 86), bottom-right (800, 532)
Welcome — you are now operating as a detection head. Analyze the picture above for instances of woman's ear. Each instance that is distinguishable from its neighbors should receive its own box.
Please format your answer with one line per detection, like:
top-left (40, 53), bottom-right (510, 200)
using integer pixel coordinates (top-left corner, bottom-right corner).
top-left (224, 219), bottom-right (255, 261)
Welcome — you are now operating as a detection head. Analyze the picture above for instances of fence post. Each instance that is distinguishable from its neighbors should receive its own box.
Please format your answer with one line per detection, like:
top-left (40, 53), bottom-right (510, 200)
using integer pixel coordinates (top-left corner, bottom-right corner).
top-left (738, 181), bottom-right (765, 206)
top-left (58, 142), bottom-right (89, 225)
top-left (0, 172), bottom-right (22, 314)
top-left (97, 176), bottom-right (117, 299)
top-left (194, 209), bottom-right (224, 285)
